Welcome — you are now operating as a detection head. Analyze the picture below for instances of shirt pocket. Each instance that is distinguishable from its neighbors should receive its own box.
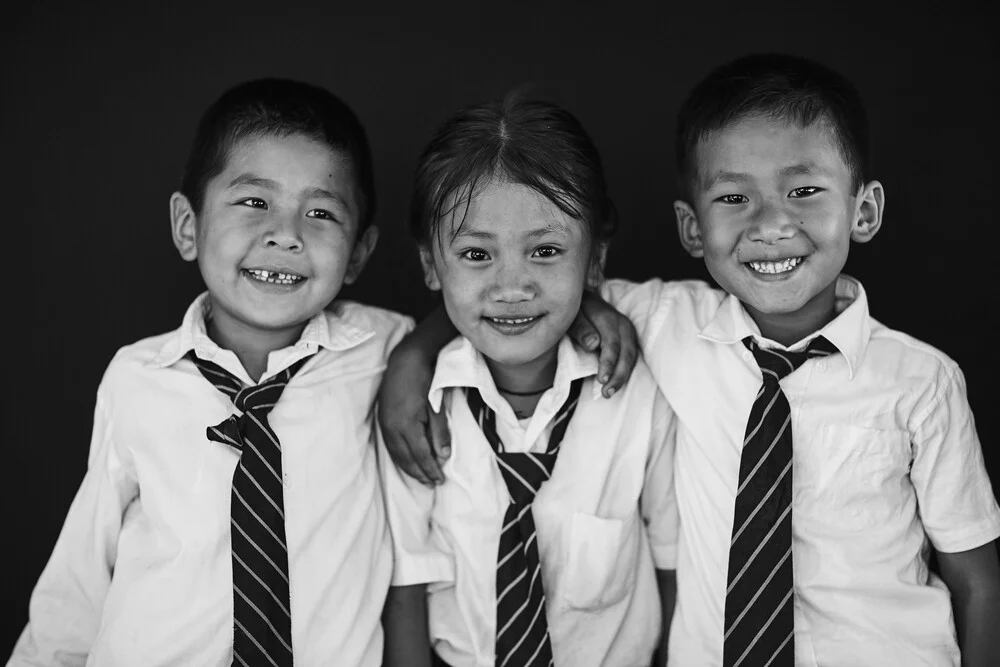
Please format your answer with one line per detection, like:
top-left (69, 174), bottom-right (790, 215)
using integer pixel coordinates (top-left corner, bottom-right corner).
top-left (562, 511), bottom-right (640, 610)
top-left (798, 423), bottom-right (912, 530)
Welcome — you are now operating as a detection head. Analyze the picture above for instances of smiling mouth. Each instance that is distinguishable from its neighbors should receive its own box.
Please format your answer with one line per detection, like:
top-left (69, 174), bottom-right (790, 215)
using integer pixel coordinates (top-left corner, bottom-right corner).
top-left (487, 316), bottom-right (540, 325)
top-left (243, 269), bottom-right (305, 285)
top-left (746, 257), bottom-right (803, 275)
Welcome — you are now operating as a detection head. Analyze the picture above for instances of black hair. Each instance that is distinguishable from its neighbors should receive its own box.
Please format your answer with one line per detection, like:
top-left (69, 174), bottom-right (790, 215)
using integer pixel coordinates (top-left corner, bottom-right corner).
top-left (408, 93), bottom-right (617, 253)
top-left (179, 78), bottom-right (375, 229)
top-left (676, 53), bottom-right (870, 201)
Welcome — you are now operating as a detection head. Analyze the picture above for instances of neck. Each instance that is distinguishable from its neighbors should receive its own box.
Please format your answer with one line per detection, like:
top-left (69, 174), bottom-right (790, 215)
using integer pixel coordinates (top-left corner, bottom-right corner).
top-left (206, 307), bottom-right (307, 383)
top-left (744, 281), bottom-right (838, 347)
top-left (485, 345), bottom-right (559, 419)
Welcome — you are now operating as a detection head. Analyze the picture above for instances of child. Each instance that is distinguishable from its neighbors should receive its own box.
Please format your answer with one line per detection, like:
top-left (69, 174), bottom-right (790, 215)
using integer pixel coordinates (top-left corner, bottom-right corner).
top-left (377, 95), bottom-right (678, 667)
top-left (9, 79), bottom-right (412, 666)
top-left (378, 54), bottom-right (1000, 666)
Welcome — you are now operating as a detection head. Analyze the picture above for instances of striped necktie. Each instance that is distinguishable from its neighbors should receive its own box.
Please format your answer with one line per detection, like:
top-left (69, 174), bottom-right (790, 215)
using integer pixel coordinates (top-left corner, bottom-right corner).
top-left (190, 352), bottom-right (312, 667)
top-left (723, 336), bottom-right (836, 667)
top-left (465, 378), bottom-right (584, 667)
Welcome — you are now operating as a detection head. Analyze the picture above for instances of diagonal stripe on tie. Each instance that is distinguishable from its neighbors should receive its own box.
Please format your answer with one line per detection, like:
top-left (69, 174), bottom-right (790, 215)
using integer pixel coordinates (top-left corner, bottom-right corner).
top-left (466, 378), bottom-right (584, 666)
top-left (190, 352), bottom-right (310, 667)
top-left (724, 337), bottom-right (836, 667)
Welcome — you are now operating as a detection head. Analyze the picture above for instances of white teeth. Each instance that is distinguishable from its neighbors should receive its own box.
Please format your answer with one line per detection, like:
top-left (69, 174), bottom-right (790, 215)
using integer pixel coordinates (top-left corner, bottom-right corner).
top-left (245, 269), bottom-right (303, 285)
top-left (748, 257), bottom-right (802, 274)
top-left (491, 316), bottom-right (536, 325)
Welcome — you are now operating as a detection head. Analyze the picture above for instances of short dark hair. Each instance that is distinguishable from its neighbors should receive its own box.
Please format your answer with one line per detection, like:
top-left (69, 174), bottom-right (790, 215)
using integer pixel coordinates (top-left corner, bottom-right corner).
top-left (180, 78), bottom-right (376, 229)
top-left (676, 53), bottom-right (870, 201)
top-left (409, 93), bottom-right (617, 252)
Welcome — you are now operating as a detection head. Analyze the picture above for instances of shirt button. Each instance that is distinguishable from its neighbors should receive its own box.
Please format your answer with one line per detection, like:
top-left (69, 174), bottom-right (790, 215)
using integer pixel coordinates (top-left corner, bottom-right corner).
top-left (743, 351), bottom-right (752, 361)
top-left (283, 472), bottom-right (290, 487)
top-left (816, 362), bottom-right (827, 371)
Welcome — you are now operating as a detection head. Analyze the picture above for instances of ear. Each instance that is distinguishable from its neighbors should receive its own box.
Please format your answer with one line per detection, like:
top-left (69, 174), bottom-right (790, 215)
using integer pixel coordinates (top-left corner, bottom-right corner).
top-left (586, 241), bottom-right (609, 290)
top-left (170, 192), bottom-right (199, 261)
top-left (675, 200), bottom-right (704, 257)
top-left (851, 180), bottom-right (884, 244)
top-left (343, 225), bottom-right (379, 285)
top-left (418, 245), bottom-right (442, 291)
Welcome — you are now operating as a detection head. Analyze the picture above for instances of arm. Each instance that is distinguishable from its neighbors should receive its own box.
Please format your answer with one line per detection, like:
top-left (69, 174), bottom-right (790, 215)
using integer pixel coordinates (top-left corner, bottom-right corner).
top-left (937, 541), bottom-right (1000, 667)
top-left (652, 569), bottom-right (677, 667)
top-left (378, 298), bottom-right (640, 484)
top-left (10, 388), bottom-right (136, 666)
top-left (382, 584), bottom-right (433, 667)
top-left (377, 304), bottom-right (456, 485)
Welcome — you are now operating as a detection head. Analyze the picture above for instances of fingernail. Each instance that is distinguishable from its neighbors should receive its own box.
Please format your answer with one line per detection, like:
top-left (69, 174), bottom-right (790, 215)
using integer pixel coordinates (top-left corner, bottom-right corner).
top-left (605, 386), bottom-right (616, 398)
top-left (599, 373), bottom-right (609, 383)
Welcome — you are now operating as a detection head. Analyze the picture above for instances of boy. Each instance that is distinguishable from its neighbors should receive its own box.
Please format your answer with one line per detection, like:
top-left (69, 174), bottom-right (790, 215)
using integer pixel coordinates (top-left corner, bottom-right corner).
top-left (378, 54), bottom-right (1000, 666)
top-left (9, 79), bottom-right (411, 666)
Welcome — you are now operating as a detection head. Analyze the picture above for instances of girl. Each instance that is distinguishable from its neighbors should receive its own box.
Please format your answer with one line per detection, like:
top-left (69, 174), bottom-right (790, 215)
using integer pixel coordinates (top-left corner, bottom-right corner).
top-left (378, 94), bottom-right (677, 667)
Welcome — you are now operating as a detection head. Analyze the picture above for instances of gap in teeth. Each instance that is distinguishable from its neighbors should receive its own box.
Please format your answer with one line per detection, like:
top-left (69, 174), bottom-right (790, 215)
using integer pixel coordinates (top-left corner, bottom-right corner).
top-left (749, 257), bottom-right (801, 274)
top-left (247, 269), bottom-right (300, 284)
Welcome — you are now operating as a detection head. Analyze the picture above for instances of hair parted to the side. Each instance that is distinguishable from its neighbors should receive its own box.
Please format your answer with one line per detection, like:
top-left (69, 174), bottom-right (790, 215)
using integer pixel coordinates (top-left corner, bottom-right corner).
top-left (179, 78), bottom-right (376, 229)
top-left (408, 92), bottom-right (617, 253)
top-left (676, 53), bottom-right (871, 201)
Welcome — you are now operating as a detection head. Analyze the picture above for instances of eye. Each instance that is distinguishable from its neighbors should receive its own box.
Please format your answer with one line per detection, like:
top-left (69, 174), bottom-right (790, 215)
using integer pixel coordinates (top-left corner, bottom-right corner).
top-left (238, 197), bottom-right (268, 209)
top-left (716, 194), bottom-right (748, 205)
top-left (460, 248), bottom-right (490, 262)
top-left (789, 187), bottom-right (823, 198)
top-left (306, 209), bottom-right (338, 222)
top-left (532, 246), bottom-right (561, 258)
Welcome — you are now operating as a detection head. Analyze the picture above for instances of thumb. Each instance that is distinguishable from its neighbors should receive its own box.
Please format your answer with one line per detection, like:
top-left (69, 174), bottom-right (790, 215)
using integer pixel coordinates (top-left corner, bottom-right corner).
top-left (429, 407), bottom-right (452, 460)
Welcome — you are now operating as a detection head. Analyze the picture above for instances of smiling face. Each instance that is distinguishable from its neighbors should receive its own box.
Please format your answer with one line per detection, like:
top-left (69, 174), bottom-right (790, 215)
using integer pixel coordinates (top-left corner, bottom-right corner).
top-left (171, 132), bottom-right (377, 351)
top-left (675, 115), bottom-right (883, 344)
top-left (422, 180), bottom-right (598, 385)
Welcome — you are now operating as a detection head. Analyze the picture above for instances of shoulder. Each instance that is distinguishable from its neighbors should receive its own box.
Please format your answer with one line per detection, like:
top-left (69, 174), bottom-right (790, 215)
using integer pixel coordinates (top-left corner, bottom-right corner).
top-left (865, 318), bottom-right (962, 381)
top-left (324, 300), bottom-right (415, 356)
top-left (96, 328), bottom-right (182, 401)
top-left (601, 278), bottom-right (725, 340)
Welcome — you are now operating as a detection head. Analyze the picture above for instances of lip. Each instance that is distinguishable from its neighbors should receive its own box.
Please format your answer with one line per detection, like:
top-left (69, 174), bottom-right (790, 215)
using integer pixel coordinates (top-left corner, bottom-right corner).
top-left (744, 256), bottom-right (805, 281)
top-left (241, 268), bottom-right (307, 293)
top-left (482, 314), bottom-right (544, 336)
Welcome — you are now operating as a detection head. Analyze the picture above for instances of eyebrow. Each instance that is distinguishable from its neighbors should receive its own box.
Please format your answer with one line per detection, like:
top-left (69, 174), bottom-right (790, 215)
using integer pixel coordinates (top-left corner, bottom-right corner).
top-left (703, 162), bottom-right (832, 190)
top-left (778, 162), bottom-right (830, 178)
top-left (451, 222), bottom-right (570, 242)
top-left (226, 174), bottom-right (351, 210)
top-left (703, 171), bottom-right (751, 190)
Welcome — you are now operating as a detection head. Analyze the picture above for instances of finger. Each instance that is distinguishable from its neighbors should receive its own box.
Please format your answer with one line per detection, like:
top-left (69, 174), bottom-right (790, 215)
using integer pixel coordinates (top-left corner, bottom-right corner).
top-left (428, 408), bottom-right (452, 463)
top-left (392, 427), bottom-right (432, 485)
top-left (403, 430), bottom-right (441, 486)
top-left (568, 312), bottom-right (601, 351)
top-left (597, 339), bottom-right (621, 385)
top-left (603, 320), bottom-right (639, 396)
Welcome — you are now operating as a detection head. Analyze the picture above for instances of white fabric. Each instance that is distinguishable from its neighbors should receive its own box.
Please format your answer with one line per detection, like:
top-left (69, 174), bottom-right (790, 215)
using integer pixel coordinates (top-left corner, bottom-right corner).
top-left (379, 336), bottom-right (677, 667)
top-left (602, 275), bottom-right (1000, 667)
top-left (9, 293), bottom-right (413, 667)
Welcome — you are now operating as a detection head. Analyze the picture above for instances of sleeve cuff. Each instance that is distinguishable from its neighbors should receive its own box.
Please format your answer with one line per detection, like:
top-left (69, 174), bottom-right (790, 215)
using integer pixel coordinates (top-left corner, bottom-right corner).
top-left (391, 551), bottom-right (456, 587)
top-left (649, 542), bottom-right (677, 571)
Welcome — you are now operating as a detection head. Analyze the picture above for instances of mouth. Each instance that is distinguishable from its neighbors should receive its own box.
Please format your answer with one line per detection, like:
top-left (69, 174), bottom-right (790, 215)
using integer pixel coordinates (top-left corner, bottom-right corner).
top-left (483, 314), bottom-right (544, 335)
top-left (242, 268), bottom-right (306, 285)
top-left (746, 257), bottom-right (803, 275)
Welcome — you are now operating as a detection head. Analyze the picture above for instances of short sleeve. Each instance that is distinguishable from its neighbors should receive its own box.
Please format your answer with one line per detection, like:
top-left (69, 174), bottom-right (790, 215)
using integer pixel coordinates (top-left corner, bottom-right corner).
top-left (910, 366), bottom-right (1000, 553)
top-left (639, 389), bottom-right (679, 570)
top-left (375, 417), bottom-right (455, 586)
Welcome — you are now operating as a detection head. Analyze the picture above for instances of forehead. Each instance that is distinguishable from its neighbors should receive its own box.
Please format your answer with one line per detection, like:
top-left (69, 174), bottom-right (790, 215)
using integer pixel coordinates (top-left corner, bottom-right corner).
top-left (694, 116), bottom-right (850, 187)
top-left (220, 133), bottom-right (356, 189)
top-left (444, 180), bottom-right (582, 237)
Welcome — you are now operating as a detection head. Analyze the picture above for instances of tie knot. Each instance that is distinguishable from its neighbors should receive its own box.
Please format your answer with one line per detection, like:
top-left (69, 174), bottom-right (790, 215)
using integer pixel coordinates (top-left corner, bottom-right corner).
top-left (743, 336), bottom-right (836, 381)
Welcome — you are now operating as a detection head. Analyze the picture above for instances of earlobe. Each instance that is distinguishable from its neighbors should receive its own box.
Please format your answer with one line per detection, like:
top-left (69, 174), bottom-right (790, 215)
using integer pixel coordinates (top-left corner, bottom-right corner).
top-left (344, 225), bottom-right (379, 285)
top-left (170, 192), bottom-right (198, 261)
top-left (418, 246), bottom-right (442, 291)
top-left (851, 180), bottom-right (885, 243)
top-left (675, 200), bottom-right (704, 257)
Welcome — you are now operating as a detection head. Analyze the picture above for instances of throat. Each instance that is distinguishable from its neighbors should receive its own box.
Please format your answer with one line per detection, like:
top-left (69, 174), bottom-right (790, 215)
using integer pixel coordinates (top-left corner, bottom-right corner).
top-left (485, 347), bottom-right (558, 419)
top-left (745, 282), bottom-right (839, 346)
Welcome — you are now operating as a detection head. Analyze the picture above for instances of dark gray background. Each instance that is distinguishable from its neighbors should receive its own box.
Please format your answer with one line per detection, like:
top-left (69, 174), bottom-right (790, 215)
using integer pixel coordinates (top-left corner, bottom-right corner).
top-left (4, 0), bottom-right (996, 646)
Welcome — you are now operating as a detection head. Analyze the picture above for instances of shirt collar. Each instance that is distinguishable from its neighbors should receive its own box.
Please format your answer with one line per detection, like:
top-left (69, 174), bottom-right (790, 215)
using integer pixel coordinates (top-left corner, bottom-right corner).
top-left (696, 274), bottom-right (871, 379)
top-left (149, 292), bottom-right (375, 370)
top-left (428, 335), bottom-right (600, 413)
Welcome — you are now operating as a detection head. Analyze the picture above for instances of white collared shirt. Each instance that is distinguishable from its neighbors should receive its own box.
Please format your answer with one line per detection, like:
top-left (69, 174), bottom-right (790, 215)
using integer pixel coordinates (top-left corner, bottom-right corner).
top-left (9, 293), bottom-right (413, 667)
top-left (378, 337), bottom-right (678, 667)
top-left (603, 275), bottom-right (1000, 667)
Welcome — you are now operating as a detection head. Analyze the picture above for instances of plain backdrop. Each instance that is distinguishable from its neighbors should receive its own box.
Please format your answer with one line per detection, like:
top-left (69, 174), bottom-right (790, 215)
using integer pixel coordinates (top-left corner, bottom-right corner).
top-left (3, 0), bottom-right (996, 647)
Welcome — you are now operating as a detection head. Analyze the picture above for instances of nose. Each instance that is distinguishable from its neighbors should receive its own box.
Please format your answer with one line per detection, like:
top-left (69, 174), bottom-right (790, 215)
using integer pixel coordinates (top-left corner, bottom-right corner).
top-left (488, 258), bottom-right (536, 303)
top-left (261, 211), bottom-right (304, 252)
top-left (747, 198), bottom-right (797, 244)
